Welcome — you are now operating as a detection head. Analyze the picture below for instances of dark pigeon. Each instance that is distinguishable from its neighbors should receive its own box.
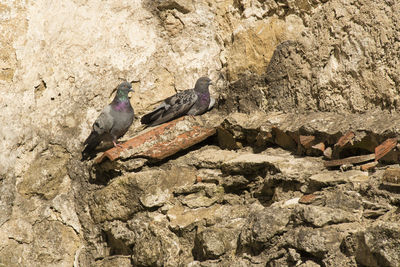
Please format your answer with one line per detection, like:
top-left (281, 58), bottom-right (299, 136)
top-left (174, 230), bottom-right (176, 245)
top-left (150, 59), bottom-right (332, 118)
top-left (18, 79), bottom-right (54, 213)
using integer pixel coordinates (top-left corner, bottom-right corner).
top-left (141, 76), bottom-right (214, 126)
top-left (82, 82), bottom-right (134, 159)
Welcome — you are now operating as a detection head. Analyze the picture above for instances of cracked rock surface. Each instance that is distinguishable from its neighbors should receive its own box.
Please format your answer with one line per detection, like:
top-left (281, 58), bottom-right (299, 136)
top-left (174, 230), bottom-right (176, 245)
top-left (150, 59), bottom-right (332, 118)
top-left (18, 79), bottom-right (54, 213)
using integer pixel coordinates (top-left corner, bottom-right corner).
top-left (1, 0), bottom-right (400, 266)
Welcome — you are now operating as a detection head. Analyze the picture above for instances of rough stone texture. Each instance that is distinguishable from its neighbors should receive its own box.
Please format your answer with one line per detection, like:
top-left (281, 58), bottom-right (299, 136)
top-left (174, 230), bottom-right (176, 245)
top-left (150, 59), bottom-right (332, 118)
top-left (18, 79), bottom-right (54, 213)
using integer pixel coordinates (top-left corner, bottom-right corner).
top-left (2, 0), bottom-right (400, 266)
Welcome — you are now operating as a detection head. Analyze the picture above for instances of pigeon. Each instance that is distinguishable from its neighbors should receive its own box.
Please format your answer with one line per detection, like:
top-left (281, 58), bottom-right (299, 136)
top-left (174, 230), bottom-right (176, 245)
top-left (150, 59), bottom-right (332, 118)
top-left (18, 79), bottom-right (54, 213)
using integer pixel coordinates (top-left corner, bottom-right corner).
top-left (82, 82), bottom-right (134, 159)
top-left (141, 76), bottom-right (214, 126)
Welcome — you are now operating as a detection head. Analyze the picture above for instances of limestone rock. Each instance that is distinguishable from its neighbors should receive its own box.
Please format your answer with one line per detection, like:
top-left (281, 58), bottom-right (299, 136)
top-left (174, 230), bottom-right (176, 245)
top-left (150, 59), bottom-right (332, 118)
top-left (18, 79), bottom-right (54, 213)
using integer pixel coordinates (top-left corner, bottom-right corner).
top-left (194, 228), bottom-right (236, 260)
top-left (167, 203), bottom-right (251, 233)
top-left (2, 0), bottom-right (400, 265)
top-left (292, 204), bottom-right (361, 227)
top-left (221, 148), bottom-right (324, 177)
top-left (90, 166), bottom-right (196, 222)
top-left (102, 220), bottom-right (136, 255)
top-left (30, 220), bottom-right (80, 266)
top-left (382, 167), bottom-right (400, 187)
top-left (307, 170), bottom-right (369, 192)
top-left (360, 222), bottom-right (400, 266)
top-left (94, 256), bottom-right (132, 267)
top-left (129, 217), bottom-right (182, 266)
top-left (286, 225), bottom-right (351, 259)
top-left (17, 145), bottom-right (70, 200)
top-left (156, 0), bottom-right (194, 14)
top-left (0, 175), bottom-right (15, 227)
top-left (239, 206), bottom-right (292, 253)
top-left (90, 173), bottom-right (142, 223)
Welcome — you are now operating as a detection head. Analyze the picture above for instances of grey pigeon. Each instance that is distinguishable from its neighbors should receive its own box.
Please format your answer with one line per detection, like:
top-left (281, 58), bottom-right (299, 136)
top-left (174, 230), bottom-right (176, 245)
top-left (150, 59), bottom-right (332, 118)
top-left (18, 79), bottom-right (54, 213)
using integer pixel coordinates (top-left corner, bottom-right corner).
top-left (82, 82), bottom-right (134, 159)
top-left (141, 76), bottom-right (214, 126)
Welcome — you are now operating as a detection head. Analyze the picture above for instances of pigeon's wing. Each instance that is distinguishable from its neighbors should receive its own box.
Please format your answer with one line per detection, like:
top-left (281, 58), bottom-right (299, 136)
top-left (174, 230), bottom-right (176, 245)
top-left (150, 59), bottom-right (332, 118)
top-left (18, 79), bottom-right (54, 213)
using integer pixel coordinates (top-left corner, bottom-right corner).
top-left (92, 106), bottom-right (114, 136)
top-left (141, 89), bottom-right (198, 126)
top-left (82, 105), bottom-right (114, 154)
top-left (109, 105), bottom-right (135, 140)
top-left (158, 90), bottom-right (198, 121)
top-left (140, 102), bottom-right (170, 125)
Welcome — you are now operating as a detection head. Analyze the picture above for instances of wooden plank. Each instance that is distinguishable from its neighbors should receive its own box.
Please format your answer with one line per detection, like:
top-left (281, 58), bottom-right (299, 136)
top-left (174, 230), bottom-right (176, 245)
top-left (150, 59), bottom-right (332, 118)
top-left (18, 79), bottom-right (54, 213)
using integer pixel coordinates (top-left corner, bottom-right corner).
top-left (375, 138), bottom-right (397, 161)
top-left (324, 153), bottom-right (375, 167)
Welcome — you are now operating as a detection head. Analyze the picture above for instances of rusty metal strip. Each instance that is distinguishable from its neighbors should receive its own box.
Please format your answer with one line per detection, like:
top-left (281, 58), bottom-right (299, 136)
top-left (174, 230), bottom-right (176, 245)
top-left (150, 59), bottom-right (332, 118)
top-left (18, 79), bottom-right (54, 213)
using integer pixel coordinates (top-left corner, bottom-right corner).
top-left (324, 153), bottom-right (375, 167)
top-left (375, 138), bottom-right (397, 161)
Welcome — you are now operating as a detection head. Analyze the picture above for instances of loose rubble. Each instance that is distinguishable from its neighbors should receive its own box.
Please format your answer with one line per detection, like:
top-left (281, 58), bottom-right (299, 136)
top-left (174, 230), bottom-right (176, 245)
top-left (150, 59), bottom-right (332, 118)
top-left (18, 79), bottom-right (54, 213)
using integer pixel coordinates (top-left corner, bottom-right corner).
top-left (75, 112), bottom-right (400, 266)
top-left (2, 0), bottom-right (400, 266)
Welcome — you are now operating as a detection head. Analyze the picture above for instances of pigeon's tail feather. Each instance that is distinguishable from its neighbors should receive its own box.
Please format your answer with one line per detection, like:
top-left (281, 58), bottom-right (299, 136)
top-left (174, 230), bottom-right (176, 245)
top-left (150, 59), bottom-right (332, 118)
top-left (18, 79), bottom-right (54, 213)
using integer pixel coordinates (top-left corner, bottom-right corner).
top-left (140, 109), bottom-right (164, 125)
top-left (81, 131), bottom-right (101, 160)
top-left (83, 131), bottom-right (97, 145)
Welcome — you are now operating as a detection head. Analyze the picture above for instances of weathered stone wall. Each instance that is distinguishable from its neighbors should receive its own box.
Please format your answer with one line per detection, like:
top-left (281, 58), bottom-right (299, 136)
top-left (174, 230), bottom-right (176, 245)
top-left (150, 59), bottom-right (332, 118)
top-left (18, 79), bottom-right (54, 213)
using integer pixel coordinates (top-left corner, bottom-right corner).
top-left (1, 0), bottom-right (400, 266)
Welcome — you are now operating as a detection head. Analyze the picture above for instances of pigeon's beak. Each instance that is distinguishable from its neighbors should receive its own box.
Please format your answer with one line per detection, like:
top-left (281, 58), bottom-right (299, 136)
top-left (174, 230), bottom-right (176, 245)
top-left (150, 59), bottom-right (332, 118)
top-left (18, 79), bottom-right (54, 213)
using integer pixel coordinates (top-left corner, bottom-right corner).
top-left (129, 88), bottom-right (134, 93)
top-left (208, 81), bottom-right (213, 86)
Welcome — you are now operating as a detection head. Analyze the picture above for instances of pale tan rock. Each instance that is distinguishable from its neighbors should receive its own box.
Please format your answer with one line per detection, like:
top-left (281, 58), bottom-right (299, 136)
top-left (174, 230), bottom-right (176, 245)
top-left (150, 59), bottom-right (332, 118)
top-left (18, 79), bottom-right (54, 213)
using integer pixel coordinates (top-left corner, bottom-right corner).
top-left (90, 173), bottom-right (143, 223)
top-left (94, 256), bottom-right (132, 267)
top-left (221, 148), bottom-right (324, 176)
top-left (308, 170), bottom-right (369, 187)
top-left (2, 0), bottom-right (400, 266)
top-left (293, 204), bottom-right (361, 227)
top-left (0, 219), bottom-right (80, 267)
top-left (17, 146), bottom-right (70, 200)
top-left (194, 227), bottom-right (238, 260)
top-left (91, 166), bottom-right (196, 222)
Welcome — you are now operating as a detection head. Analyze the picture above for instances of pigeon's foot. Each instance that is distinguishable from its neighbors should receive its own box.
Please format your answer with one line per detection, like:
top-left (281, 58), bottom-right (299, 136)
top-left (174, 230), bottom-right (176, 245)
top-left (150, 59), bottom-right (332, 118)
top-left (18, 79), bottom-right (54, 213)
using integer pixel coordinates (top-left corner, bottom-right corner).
top-left (113, 141), bottom-right (124, 149)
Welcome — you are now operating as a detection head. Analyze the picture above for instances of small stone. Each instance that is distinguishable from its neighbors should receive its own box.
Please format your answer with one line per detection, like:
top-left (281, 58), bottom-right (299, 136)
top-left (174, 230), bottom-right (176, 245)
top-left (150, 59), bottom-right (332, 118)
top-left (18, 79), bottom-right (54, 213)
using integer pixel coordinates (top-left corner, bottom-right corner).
top-left (324, 147), bottom-right (333, 159)
top-left (157, 0), bottom-right (194, 14)
top-left (283, 197), bottom-right (300, 206)
top-left (180, 192), bottom-right (219, 208)
top-left (194, 229), bottom-right (231, 260)
top-left (311, 142), bottom-right (325, 152)
top-left (94, 256), bottom-right (131, 267)
top-left (293, 205), bottom-right (360, 227)
top-left (298, 260), bottom-right (321, 267)
top-left (288, 248), bottom-right (301, 263)
top-left (299, 194), bottom-right (317, 204)
top-left (140, 188), bottom-right (170, 208)
top-left (382, 167), bottom-right (400, 187)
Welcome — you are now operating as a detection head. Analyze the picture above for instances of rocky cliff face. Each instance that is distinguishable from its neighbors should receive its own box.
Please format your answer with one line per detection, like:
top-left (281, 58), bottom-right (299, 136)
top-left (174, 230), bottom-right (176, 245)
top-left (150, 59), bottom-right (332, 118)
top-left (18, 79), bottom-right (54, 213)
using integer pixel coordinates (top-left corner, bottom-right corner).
top-left (1, 0), bottom-right (400, 266)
